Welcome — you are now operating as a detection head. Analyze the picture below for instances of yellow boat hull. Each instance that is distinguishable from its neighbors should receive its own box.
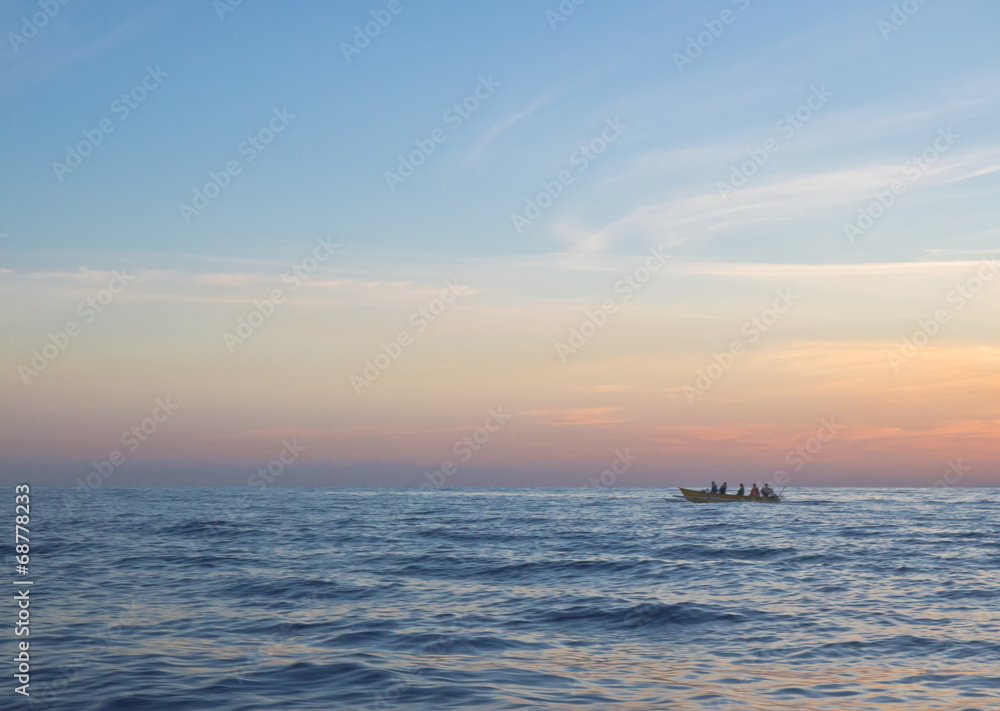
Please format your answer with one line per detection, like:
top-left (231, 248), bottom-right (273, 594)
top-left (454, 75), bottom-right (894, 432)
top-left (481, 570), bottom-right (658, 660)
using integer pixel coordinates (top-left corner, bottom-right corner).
top-left (677, 487), bottom-right (782, 503)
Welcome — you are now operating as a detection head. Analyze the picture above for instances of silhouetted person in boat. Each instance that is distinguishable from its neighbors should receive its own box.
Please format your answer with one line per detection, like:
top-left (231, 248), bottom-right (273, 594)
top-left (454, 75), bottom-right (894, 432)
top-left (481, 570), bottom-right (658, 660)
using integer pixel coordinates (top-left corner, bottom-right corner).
top-left (710, 481), bottom-right (718, 494)
top-left (719, 482), bottom-right (728, 494)
top-left (761, 483), bottom-right (775, 498)
top-left (737, 483), bottom-right (745, 496)
top-left (750, 484), bottom-right (760, 497)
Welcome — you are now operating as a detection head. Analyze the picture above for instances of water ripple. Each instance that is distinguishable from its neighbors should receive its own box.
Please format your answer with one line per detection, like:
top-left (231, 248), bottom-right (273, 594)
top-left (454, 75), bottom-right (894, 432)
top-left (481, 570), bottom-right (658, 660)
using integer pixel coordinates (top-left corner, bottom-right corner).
top-left (15, 486), bottom-right (1000, 710)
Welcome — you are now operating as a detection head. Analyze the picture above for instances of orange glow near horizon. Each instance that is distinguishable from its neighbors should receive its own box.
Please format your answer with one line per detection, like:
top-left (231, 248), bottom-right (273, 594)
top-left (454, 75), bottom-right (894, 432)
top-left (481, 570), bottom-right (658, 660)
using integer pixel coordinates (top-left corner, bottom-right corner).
top-left (1, 260), bottom-right (998, 486)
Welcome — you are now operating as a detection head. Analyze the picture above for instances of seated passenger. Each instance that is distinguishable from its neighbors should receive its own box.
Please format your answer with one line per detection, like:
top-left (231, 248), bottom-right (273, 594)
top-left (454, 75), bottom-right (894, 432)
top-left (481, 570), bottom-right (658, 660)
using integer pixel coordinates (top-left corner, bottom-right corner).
top-left (750, 484), bottom-right (760, 497)
top-left (710, 481), bottom-right (718, 494)
top-left (719, 482), bottom-right (728, 494)
top-left (761, 483), bottom-right (774, 498)
top-left (736, 483), bottom-right (745, 496)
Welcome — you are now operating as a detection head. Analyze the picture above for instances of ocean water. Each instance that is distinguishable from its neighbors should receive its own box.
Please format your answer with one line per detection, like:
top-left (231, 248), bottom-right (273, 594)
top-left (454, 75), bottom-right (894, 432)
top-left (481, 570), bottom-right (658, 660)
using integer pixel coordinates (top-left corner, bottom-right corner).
top-left (13, 486), bottom-right (1000, 710)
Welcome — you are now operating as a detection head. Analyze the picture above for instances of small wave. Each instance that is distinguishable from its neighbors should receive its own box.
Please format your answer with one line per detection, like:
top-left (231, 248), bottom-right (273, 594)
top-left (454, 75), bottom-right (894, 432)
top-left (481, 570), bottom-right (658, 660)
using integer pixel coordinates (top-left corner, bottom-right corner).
top-left (513, 599), bottom-right (750, 632)
top-left (655, 544), bottom-right (798, 561)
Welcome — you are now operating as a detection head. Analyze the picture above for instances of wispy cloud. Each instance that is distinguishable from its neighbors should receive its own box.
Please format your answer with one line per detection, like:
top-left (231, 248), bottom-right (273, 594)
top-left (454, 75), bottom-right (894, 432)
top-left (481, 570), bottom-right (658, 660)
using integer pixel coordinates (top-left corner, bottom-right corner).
top-left (466, 88), bottom-right (559, 163)
top-left (0, 5), bottom-right (166, 97)
top-left (557, 142), bottom-right (1000, 254)
top-left (526, 408), bottom-right (626, 427)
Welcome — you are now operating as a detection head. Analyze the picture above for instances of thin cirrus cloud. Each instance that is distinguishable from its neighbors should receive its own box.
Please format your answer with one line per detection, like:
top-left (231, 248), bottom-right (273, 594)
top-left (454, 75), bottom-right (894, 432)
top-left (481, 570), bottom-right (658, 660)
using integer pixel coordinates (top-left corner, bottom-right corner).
top-left (466, 87), bottom-right (560, 164)
top-left (557, 144), bottom-right (1000, 256)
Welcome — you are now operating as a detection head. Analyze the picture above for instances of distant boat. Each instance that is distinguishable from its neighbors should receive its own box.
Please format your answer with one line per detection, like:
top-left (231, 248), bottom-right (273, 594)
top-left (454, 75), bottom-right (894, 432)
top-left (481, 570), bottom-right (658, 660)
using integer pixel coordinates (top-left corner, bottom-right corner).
top-left (673, 487), bottom-right (783, 503)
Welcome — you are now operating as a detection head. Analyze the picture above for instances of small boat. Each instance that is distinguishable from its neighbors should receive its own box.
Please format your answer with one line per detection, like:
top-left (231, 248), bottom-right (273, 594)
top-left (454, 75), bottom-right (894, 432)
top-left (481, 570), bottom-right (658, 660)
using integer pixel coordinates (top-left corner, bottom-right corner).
top-left (673, 487), bottom-right (782, 503)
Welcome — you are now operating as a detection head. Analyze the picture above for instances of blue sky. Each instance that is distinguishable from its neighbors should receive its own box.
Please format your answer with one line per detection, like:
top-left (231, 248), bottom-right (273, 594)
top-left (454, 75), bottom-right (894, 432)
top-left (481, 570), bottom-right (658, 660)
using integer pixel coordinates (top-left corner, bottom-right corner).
top-left (3, 0), bottom-right (998, 268)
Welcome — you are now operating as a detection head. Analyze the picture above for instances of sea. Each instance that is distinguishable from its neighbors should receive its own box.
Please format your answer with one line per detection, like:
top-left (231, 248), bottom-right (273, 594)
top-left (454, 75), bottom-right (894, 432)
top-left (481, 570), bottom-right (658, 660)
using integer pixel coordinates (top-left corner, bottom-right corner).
top-left (12, 486), bottom-right (1000, 710)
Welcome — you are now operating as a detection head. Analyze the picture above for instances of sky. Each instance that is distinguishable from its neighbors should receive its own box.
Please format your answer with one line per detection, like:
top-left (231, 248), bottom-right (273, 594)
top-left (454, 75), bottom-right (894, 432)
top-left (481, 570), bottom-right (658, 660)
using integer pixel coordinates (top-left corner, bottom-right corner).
top-left (1, 0), bottom-right (998, 488)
